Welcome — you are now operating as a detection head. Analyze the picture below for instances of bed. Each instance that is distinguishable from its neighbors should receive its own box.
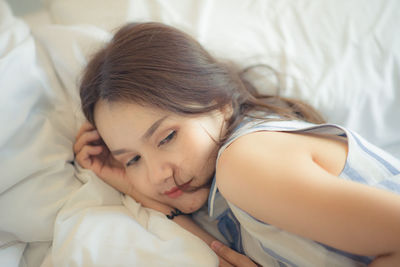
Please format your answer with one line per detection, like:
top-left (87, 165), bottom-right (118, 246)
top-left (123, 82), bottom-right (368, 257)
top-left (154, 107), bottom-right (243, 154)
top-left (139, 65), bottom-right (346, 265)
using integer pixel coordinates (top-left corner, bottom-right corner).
top-left (1, 0), bottom-right (399, 266)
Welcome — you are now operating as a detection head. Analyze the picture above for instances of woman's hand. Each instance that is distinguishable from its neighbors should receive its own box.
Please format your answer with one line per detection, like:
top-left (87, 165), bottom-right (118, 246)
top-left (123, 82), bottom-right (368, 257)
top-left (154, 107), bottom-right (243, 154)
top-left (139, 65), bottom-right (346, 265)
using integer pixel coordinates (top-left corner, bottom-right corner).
top-left (74, 122), bottom-right (179, 215)
top-left (211, 241), bottom-right (259, 267)
top-left (74, 122), bottom-right (165, 210)
top-left (73, 122), bottom-right (133, 194)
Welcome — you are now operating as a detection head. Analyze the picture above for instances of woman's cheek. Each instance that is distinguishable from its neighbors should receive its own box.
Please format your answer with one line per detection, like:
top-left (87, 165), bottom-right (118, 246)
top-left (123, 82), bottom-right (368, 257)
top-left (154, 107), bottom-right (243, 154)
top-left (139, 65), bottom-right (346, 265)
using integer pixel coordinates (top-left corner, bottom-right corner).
top-left (127, 169), bottom-right (145, 191)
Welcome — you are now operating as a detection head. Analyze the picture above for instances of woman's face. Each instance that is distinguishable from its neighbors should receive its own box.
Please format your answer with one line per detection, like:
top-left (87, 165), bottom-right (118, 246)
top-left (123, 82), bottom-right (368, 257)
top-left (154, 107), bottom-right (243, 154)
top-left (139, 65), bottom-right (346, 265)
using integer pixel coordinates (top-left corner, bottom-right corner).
top-left (94, 101), bottom-right (227, 213)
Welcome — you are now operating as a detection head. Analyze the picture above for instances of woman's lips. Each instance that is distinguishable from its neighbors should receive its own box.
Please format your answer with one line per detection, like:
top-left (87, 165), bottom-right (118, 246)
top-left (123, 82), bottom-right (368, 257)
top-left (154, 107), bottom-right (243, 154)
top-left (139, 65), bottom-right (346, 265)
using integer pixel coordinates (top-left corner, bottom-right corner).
top-left (164, 187), bottom-right (183, 199)
top-left (164, 179), bottom-right (193, 199)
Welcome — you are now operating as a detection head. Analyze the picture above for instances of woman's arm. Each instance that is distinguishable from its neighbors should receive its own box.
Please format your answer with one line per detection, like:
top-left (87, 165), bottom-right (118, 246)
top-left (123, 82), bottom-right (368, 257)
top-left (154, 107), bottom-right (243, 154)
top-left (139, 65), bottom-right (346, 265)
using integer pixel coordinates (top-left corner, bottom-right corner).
top-left (216, 131), bottom-right (400, 263)
top-left (130, 195), bottom-right (257, 267)
top-left (135, 197), bottom-right (217, 245)
top-left (132, 193), bottom-right (257, 266)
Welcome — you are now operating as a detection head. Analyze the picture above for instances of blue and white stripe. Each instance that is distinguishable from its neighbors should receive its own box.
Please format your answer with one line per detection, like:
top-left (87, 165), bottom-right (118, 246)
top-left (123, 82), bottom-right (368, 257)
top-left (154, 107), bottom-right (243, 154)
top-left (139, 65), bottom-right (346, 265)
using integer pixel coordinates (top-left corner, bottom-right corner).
top-left (207, 118), bottom-right (400, 267)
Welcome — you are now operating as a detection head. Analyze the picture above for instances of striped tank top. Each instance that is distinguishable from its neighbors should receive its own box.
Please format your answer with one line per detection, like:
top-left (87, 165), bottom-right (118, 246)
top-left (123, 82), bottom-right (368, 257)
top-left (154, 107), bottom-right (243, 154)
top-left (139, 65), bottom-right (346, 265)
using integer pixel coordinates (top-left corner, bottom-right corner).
top-left (206, 118), bottom-right (400, 267)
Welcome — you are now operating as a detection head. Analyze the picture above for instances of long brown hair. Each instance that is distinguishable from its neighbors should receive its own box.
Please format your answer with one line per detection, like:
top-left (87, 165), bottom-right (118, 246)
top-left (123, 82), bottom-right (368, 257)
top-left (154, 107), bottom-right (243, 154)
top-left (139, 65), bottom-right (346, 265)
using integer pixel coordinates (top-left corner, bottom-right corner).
top-left (80, 22), bottom-right (324, 145)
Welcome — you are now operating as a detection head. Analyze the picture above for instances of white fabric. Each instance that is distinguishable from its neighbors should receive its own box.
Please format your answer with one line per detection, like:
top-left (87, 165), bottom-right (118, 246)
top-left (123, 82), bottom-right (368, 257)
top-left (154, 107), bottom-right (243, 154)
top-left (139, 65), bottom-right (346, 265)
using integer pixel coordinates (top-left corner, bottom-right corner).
top-left (0, 0), bottom-right (80, 263)
top-left (46, 0), bottom-right (132, 31)
top-left (1, 0), bottom-right (400, 266)
top-left (0, 3), bottom-right (77, 267)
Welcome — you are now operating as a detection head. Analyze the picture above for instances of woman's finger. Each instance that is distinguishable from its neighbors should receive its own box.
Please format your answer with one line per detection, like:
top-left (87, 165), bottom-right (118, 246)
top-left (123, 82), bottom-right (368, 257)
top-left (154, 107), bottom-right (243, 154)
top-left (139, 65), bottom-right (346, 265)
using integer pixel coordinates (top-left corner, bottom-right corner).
top-left (92, 158), bottom-right (130, 193)
top-left (212, 241), bottom-right (257, 267)
top-left (75, 145), bottom-right (103, 169)
top-left (218, 256), bottom-right (234, 267)
top-left (73, 130), bottom-right (101, 154)
top-left (75, 122), bottom-right (95, 142)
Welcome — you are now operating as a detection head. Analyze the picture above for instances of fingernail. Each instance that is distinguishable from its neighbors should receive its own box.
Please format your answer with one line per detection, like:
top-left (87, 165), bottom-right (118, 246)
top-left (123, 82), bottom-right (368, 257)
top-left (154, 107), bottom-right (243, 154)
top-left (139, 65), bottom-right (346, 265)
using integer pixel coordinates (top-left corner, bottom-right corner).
top-left (211, 240), bottom-right (222, 251)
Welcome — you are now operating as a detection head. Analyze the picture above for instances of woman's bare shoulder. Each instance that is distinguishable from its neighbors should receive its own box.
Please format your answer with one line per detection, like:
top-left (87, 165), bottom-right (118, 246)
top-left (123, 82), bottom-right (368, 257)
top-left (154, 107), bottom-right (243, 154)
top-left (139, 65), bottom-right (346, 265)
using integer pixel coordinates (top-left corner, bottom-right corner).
top-left (215, 130), bottom-right (348, 197)
top-left (216, 131), bottom-right (306, 182)
top-left (217, 131), bottom-right (311, 171)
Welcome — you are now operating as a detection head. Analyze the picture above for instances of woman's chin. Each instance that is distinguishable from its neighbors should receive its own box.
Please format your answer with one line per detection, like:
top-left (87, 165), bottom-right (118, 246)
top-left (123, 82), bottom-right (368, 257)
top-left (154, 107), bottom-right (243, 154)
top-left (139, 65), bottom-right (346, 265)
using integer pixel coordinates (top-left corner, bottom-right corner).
top-left (183, 204), bottom-right (203, 214)
top-left (180, 188), bottom-right (209, 213)
top-left (181, 206), bottom-right (202, 214)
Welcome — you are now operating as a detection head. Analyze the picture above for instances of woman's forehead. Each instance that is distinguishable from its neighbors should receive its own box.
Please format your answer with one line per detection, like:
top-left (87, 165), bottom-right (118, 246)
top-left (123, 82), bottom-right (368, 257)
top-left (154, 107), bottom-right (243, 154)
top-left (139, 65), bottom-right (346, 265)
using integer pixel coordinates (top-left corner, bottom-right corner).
top-left (94, 101), bottom-right (166, 138)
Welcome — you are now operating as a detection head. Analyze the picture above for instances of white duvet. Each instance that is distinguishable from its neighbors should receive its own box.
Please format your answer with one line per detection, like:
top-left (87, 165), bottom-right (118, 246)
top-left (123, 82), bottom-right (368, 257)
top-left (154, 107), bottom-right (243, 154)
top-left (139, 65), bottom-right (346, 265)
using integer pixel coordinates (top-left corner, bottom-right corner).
top-left (1, 0), bottom-right (400, 266)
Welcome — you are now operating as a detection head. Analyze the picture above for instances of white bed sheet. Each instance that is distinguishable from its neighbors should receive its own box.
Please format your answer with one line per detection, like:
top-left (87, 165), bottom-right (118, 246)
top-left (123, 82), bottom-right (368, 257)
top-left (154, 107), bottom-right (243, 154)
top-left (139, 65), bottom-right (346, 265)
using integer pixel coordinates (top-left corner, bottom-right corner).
top-left (1, 0), bottom-right (400, 266)
top-left (0, 2), bottom-right (80, 267)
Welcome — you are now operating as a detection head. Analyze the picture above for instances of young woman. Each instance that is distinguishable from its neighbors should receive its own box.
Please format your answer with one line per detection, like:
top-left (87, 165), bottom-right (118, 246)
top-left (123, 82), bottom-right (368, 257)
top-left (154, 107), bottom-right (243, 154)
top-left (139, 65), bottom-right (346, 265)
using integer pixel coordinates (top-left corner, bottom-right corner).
top-left (73, 22), bottom-right (400, 267)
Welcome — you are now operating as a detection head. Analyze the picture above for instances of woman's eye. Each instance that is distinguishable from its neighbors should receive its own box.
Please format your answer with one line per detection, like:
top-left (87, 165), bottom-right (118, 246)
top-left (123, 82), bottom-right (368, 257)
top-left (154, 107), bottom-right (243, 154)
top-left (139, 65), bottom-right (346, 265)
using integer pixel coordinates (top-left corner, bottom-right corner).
top-left (126, 155), bottom-right (141, 167)
top-left (158, 130), bottom-right (176, 147)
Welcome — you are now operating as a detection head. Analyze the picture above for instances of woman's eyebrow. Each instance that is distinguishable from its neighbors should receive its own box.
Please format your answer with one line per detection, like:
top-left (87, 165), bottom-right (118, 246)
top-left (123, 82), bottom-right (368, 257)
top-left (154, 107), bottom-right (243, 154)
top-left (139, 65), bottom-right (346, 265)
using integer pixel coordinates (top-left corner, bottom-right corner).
top-left (111, 148), bottom-right (131, 156)
top-left (141, 115), bottom-right (169, 141)
top-left (111, 115), bottom-right (169, 156)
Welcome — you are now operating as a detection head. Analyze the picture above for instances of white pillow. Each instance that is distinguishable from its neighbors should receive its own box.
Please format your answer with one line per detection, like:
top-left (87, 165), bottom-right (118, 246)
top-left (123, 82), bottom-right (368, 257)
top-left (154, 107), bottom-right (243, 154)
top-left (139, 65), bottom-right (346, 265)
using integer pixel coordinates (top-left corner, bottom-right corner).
top-left (0, 0), bottom-right (81, 244)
